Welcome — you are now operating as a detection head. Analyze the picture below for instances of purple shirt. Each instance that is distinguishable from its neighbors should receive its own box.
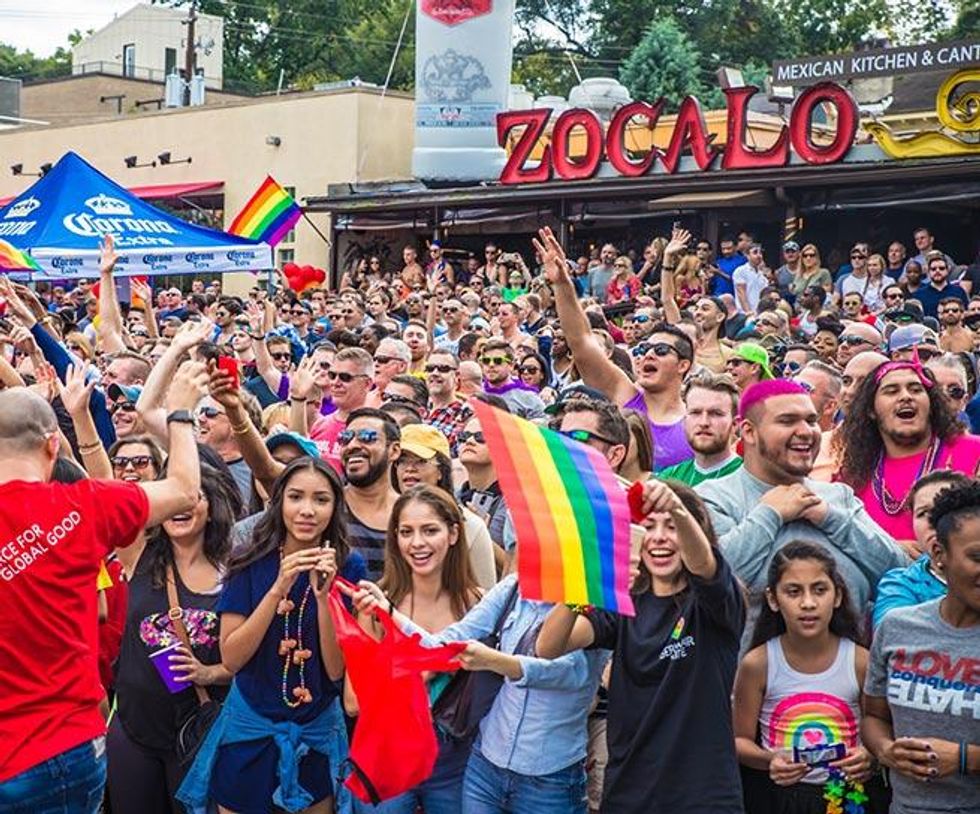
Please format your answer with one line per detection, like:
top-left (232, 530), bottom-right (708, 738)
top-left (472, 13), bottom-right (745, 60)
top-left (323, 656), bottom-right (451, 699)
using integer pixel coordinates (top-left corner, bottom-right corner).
top-left (277, 373), bottom-right (335, 416)
top-left (623, 390), bottom-right (693, 470)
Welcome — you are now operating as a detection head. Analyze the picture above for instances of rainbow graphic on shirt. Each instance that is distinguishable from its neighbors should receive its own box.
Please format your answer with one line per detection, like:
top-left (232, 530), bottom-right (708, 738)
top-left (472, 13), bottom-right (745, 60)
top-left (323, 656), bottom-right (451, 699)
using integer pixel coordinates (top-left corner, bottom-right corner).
top-left (766, 692), bottom-right (858, 753)
top-left (670, 616), bottom-right (685, 640)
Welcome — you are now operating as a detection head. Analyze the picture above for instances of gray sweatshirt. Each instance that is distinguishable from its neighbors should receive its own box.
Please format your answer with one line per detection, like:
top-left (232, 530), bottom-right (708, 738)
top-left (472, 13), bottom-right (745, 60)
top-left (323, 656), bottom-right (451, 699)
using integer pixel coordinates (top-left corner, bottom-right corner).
top-left (697, 467), bottom-right (906, 647)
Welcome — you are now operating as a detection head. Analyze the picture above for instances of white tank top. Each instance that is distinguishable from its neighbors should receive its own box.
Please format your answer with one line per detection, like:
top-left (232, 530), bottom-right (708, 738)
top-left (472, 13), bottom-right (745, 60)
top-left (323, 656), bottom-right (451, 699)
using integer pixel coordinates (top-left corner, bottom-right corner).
top-left (758, 637), bottom-right (861, 784)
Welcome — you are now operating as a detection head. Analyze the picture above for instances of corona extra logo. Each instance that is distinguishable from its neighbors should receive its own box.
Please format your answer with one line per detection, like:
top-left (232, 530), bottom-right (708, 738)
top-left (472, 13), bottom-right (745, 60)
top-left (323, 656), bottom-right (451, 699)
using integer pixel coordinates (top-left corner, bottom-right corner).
top-left (4, 197), bottom-right (40, 220)
top-left (84, 194), bottom-right (133, 216)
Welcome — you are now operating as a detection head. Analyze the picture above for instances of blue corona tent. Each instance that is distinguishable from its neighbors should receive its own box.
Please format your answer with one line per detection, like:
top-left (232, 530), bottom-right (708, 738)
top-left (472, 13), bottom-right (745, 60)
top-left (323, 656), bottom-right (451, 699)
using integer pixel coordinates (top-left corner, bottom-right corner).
top-left (0, 151), bottom-right (272, 278)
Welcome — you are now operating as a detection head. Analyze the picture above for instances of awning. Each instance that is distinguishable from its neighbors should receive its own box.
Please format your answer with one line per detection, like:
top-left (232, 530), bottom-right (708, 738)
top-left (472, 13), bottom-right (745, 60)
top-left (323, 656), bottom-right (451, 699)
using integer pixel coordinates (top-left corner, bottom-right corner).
top-left (0, 180), bottom-right (224, 208)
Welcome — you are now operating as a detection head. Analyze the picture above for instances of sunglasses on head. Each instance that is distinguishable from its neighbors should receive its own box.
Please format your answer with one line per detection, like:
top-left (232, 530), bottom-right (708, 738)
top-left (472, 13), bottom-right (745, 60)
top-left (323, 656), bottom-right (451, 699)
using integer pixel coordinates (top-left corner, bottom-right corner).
top-left (480, 355), bottom-right (511, 366)
top-left (630, 341), bottom-right (683, 360)
top-left (111, 455), bottom-right (153, 471)
top-left (458, 430), bottom-right (485, 445)
top-left (110, 401), bottom-right (137, 415)
top-left (560, 428), bottom-right (617, 446)
top-left (338, 428), bottom-right (379, 446)
top-left (197, 406), bottom-right (224, 419)
top-left (327, 370), bottom-right (367, 383)
top-left (383, 393), bottom-right (422, 408)
top-left (426, 363), bottom-right (457, 374)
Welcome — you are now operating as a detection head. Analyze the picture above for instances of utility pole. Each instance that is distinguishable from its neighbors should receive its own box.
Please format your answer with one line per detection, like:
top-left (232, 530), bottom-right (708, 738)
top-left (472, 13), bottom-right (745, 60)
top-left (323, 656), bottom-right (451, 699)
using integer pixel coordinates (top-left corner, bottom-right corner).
top-left (182, 0), bottom-right (198, 106)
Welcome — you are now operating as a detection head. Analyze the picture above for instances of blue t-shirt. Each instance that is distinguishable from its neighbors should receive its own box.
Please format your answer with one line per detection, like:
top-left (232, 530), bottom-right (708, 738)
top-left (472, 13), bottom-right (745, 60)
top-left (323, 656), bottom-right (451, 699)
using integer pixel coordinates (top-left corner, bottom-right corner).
top-left (712, 254), bottom-right (743, 296)
top-left (218, 548), bottom-right (366, 722)
top-left (872, 554), bottom-right (946, 629)
top-left (911, 282), bottom-right (968, 319)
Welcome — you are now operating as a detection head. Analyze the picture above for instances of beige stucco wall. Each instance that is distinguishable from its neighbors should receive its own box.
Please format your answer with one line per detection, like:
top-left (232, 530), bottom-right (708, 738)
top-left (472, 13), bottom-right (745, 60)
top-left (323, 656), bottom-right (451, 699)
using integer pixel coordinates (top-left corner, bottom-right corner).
top-left (0, 88), bottom-right (415, 294)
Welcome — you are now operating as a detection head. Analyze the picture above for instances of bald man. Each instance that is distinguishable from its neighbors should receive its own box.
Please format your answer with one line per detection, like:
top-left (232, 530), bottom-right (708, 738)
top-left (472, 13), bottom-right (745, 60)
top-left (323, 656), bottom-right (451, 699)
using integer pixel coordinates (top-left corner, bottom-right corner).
top-left (0, 363), bottom-right (207, 807)
top-left (836, 322), bottom-right (883, 368)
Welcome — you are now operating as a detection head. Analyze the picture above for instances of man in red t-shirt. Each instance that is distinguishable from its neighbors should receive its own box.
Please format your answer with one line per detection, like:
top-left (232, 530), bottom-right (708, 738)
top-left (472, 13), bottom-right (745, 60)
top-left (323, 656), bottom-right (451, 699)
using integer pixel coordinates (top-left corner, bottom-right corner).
top-left (0, 361), bottom-right (209, 810)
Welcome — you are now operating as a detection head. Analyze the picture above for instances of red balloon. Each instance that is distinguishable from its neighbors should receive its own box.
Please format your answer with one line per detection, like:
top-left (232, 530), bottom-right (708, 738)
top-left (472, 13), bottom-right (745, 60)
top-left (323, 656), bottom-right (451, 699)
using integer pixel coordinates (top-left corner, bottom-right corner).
top-left (312, 267), bottom-right (326, 284)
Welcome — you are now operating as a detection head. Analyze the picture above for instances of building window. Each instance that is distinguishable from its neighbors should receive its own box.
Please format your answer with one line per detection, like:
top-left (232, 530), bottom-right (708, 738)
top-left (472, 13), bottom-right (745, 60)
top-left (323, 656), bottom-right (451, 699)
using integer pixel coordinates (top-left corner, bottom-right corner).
top-left (277, 248), bottom-right (295, 267)
top-left (164, 47), bottom-right (177, 76)
top-left (122, 44), bottom-right (136, 78)
top-left (283, 186), bottom-right (297, 244)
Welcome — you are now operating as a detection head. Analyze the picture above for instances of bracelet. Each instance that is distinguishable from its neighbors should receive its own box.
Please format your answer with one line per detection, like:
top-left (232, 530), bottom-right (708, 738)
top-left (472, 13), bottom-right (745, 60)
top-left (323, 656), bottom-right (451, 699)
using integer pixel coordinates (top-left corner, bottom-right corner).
top-left (78, 441), bottom-right (103, 453)
top-left (565, 603), bottom-right (594, 615)
top-left (287, 397), bottom-right (310, 404)
top-left (231, 421), bottom-right (251, 435)
top-left (960, 740), bottom-right (969, 776)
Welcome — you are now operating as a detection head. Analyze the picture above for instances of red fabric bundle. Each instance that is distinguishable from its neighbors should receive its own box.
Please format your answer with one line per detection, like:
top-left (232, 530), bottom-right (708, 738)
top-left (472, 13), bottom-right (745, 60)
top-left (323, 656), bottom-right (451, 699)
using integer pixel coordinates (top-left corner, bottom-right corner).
top-left (328, 580), bottom-right (467, 803)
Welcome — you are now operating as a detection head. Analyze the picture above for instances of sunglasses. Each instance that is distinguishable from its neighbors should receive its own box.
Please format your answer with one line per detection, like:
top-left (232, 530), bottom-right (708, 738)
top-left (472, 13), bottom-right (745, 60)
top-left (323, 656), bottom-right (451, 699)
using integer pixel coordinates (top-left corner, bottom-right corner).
top-left (885, 292), bottom-right (903, 300)
top-left (442, 306), bottom-right (461, 313)
top-left (374, 355), bottom-right (398, 366)
top-left (327, 370), bottom-right (368, 383)
top-left (383, 393), bottom-right (422, 408)
top-left (458, 430), bottom-right (485, 445)
top-left (629, 314), bottom-right (651, 324)
top-left (480, 355), bottom-right (511, 366)
top-left (850, 253), bottom-right (867, 259)
top-left (338, 428), bottom-right (379, 446)
top-left (794, 379), bottom-right (815, 394)
top-left (425, 364), bottom-right (457, 374)
top-left (519, 365), bottom-right (542, 375)
top-left (110, 401), bottom-right (137, 415)
top-left (945, 385), bottom-right (967, 400)
top-left (197, 406), bottom-right (225, 419)
top-left (781, 361), bottom-right (803, 375)
top-left (111, 455), bottom-right (153, 471)
top-left (271, 352), bottom-right (292, 361)
top-left (290, 309), bottom-right (307, 317)
top-left (801, 252), bottom-right (817, 258)
top-left (630, 341), bottom-right (684, 360)
top-left (839, 335), bottom-right (872, 347)
top-left (560, 428), bottom-right (617, 446)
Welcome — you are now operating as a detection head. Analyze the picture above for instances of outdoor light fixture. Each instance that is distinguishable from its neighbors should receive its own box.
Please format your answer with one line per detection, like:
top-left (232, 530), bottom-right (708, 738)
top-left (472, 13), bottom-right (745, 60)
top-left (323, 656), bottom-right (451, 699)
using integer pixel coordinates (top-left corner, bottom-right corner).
top-left (10, 163), bottom-right (44, 177)
top-left (265, 135), bottom-right (282, 147)
top-left (39, 163), bottom-right (53, 176)
top-left (124, 155), bottom-right (157, 169)
top-left (157, 151), bottom-right (192, 166)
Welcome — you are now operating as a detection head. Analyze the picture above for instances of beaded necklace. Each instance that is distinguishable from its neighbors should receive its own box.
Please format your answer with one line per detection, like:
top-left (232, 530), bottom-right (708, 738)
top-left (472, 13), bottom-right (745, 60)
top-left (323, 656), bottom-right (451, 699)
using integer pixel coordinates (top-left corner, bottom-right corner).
top-left (278, 577), bottom-right (314, 708)
top-left (870, 435), bottom-right (941, 516)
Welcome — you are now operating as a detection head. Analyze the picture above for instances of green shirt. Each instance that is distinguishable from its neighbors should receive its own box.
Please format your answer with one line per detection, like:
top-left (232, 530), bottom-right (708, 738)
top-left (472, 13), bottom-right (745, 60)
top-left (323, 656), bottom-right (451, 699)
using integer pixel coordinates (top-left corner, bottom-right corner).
top-left (658, 455), bottom-right (742, 486)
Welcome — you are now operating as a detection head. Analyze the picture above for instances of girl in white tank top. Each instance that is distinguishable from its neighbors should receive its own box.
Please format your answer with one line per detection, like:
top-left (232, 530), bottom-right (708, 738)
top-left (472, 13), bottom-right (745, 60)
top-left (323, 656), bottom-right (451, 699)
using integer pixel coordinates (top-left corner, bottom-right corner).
top-left (733, 541), bottom-right (889, 814)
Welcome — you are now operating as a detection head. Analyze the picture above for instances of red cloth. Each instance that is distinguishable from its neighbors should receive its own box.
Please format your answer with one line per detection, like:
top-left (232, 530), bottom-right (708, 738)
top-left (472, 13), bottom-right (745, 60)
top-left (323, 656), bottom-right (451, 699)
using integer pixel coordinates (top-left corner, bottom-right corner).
top-left (0, 480), bottom-right (148, 782)
top-left (328, 579), bottom-right (467, 803)
top-left (97, 555), bottom-right (129, 691)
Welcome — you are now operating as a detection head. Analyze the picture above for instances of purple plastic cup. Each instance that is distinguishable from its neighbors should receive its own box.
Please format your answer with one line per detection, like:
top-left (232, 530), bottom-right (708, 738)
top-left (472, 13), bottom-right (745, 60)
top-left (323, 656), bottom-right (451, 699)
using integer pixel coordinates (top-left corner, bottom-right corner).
top-left (149, 643), bottom-right (185, 694)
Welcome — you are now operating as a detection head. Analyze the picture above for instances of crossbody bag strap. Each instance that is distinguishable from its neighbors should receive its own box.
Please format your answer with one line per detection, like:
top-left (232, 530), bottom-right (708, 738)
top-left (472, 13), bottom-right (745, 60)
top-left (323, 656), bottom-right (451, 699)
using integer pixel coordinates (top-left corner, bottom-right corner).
top-left (166, 564), bottom-right (210, 706)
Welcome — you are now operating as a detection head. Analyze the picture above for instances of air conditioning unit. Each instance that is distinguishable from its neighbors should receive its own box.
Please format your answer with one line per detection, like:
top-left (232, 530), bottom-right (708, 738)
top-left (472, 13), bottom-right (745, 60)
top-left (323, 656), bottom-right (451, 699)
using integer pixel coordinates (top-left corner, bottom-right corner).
top-left (164, 73), bottom-right (183, 108)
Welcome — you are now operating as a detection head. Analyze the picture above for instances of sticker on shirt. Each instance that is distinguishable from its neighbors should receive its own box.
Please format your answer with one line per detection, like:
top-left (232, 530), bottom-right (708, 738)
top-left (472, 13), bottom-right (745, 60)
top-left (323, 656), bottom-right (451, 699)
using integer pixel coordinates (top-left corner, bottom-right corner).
top-left (140, 608), bottom-right (219, 649)
top-left (658, 615), bottom-right (695, 661)
top-left (888, 648), bottom-right (980, 716)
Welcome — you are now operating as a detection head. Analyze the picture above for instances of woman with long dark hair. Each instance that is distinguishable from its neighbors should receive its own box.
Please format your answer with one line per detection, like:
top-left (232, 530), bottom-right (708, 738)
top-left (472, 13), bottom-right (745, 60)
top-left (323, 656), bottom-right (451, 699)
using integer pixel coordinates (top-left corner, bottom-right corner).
top-left (107, 464), bottom-right (240, 814)
top-left (178, 457), bottom-right (365, 814)
top-left (733, 541), bottom-right (887, 813)
top-left (350, 485), bottom-right (481, 813)
top-left (535, 479), bottom-right (745, 813)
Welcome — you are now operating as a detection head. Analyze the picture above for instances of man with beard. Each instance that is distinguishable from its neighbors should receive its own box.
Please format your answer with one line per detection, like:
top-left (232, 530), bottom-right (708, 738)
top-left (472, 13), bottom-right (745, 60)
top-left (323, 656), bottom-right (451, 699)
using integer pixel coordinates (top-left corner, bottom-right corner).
top-left (588, 243), bottom-right (618, 301)
top-left (698, 379), bottom-right (904, 645)
top-left (937, 296), bottom-right (974, 352)
top-left (836, 360), bottom-right (980, 547)
top-left (425, 350), bottom-right (471, 450)
top-left (341, 407), bottom-right (401, 581)
top-left (711, 235), bottom-right (743, 297)
top-left (915, 253), bottom-right (968, 319)
top-left (836, 322), bottom-right (883, 368)
top-left (479, 338), bottom-right (545, 419)
top-left (426, 240), bottom-right (455, 288)
top-left (536, 227), bottom-right (693, 470)
top-left (293, 347), bottom-right (373, 472)
top-left (658, 372), bottom-right (741, 485)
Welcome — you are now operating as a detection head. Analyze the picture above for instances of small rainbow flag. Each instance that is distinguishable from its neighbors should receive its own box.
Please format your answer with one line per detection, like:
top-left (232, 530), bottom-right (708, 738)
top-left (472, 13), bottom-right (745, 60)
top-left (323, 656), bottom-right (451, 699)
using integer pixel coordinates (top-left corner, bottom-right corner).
top-left (0, 238), bottom-right (40, 273)
top-left (472, 400), bottom-right (634, 615)
top-left (228, 176), bottom-right (302, 247)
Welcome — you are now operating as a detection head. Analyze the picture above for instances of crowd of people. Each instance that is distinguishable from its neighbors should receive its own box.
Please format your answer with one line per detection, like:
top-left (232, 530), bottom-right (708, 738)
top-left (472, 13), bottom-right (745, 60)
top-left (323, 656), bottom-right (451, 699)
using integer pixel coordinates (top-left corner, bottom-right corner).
top-left (0, 222), bottom-right (978, 814)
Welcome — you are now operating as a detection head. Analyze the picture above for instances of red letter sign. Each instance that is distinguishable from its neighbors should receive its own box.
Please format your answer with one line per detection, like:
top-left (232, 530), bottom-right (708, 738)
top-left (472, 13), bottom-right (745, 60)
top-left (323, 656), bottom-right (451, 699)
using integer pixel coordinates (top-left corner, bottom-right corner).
top-left (791, 82), bottom-right (858, 165)
top-left (607, 100), bottom-right (663, 177)
top-left (721, 86), bottom-right (790, 170)
top-left (660, 96), bottom-right (719, 174)
top-left (551, 109), bottom-right (604, 180)
top-left (497, 109), bottom-right (553, 184)
top-left (420, 0), bottom-right (492, 26)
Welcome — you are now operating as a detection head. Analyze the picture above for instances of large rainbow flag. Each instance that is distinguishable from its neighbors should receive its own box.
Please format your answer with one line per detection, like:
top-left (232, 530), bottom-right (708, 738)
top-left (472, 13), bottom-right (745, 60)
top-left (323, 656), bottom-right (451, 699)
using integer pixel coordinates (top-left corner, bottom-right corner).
top-left (0, 238), bottom-right (40, 273)
top-left (228, 176), bottom-right (302, 247)
top-left (472, 400), bottom-right (635, 615)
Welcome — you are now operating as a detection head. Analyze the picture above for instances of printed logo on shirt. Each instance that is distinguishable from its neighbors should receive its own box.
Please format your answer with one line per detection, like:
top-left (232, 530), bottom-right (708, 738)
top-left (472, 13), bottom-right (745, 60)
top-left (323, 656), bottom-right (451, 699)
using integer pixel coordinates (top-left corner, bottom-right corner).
top-left (140, 609), bottom-right (219, 649)
top-left (0, 513), bottom-right (82, 582)
top-left (659, 618), bottom-right (695, 661)
top-left (887, 648), bottom-right (980, 718)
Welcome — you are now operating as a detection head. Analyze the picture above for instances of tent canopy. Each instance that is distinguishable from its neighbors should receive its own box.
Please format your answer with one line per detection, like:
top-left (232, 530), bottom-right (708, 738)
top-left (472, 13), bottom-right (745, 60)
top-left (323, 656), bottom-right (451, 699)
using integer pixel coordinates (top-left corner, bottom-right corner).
top-left (0, 152), bottom-right (271, 278)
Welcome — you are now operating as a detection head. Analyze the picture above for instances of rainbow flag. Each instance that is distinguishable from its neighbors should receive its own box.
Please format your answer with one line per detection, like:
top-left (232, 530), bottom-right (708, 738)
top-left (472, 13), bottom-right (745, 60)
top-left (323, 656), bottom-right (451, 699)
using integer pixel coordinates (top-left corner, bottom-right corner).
top-left (472, 400), bottom-right (634, 615)
top-left (228, 176), bottom-right (302, 247)
top-left (0, 238), bottom-right (40, 273)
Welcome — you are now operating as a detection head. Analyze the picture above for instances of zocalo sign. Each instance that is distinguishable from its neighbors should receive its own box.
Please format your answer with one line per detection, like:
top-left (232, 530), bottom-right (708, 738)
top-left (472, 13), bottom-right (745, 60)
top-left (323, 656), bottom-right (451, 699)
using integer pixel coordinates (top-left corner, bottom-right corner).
top-left (496, 82), bottom-right (858, 185)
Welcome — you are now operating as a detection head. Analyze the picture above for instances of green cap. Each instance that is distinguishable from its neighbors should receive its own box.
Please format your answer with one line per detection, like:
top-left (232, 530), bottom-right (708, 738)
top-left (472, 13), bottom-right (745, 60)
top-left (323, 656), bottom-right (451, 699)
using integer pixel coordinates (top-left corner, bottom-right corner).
top-left (733, 342), bottom-right (774, 380)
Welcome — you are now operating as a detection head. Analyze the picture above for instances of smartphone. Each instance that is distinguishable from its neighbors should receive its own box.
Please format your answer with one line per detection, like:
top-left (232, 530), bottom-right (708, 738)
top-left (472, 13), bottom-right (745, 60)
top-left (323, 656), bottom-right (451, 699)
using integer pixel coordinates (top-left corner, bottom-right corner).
top-left (794, 743), bottom-right (846, 767)
top-left (217, 356), bottom-right (240, 389)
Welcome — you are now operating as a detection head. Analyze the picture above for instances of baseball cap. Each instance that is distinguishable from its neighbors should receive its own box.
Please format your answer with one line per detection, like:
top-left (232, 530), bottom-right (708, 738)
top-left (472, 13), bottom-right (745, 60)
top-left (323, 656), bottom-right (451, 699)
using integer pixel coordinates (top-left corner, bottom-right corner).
top-left (265, 431), bottom-right (320, 459)
top-left (107, 383), bottom-right (142, 403)
top-left (782, 241), bottom-right (800, 252)
top-left (887, 324), bottom-right (940, 353)
top-left (399, 424), bottom-right (451, 460)
top-left (732, 342), bottom-right (774, 380)
top-left (543, 383), bottom-right (610, 416)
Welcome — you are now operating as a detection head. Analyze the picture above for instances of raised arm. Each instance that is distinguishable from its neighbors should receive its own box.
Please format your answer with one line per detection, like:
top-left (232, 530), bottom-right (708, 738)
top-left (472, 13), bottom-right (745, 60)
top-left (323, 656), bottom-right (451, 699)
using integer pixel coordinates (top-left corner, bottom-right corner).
top-left (136, 319), bottom-right (214, 443)
top-left (59, 364), bottom-right (112, 479)
top-left (534, 227), bottom-right (635, 404)
top-left (287, 356), bottom-right (318, 437)
top-left (247, 302), bottom-right (285, 394)
top-left (640, 479), bottom-right (716, 579)
top-left (535, 604), bottom-right (596, 659)
top-left (130, 278), bottom-right (158, 340)
top-left (96, 235), bottom-right (127, 354)
top-left (659, 228), bottom-right (691, 325)
top-left (138, 361), bottom-right (207, 527)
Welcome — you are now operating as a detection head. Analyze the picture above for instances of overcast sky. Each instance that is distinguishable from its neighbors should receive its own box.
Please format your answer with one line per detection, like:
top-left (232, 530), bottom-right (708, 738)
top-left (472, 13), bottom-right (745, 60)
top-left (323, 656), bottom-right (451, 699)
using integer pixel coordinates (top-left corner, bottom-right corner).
top-left (0, 0), bottom-right (139, 56)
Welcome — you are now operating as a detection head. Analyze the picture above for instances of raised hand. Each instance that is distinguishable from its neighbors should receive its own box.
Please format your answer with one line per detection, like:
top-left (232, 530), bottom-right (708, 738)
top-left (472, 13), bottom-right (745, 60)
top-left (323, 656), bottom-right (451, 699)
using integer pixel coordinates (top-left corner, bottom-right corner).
top-left (636, 479), bottom-right (687, 519)
top-left (664, 227), bottom-right (692, 261)
top-left (9, 324), bottom-right (39, 356)
top-left (532, 227), bottom-right (571, 286)
top-left (289, 355), bottom-right (318, 401)
top-left (245, 301), bottom-right (265, 335)
top-left (0, 278), bottom-right (37, 326)
top-left (58, 364), bottom-right (95, 418)
top-left (208, 361), bottom-right (242, 411)
top-left (99, 234), bottom-right (119, 276)
top-left (33, 362), bottom-right (59, 403)
top-left (164, 360), bottom-right (210, 413)
top-left (172, 317), bottom-right (215, 353)
top-left (130, 278), bottom-right (152, 306)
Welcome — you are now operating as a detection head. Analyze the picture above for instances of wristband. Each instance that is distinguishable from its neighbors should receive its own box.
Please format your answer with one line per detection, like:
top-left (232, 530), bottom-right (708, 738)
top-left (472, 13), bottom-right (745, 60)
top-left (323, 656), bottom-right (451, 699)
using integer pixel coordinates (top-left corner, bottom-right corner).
top-left (166, 410), bottom-right (195, 425)
top-left (566, 603), bottom-right (594, 615)
top-left (960, 740), bottom-right (969, 776)
top-left (78, 441), bottom-right (103, 453)
top-left (231, 421), bottom-right (251, 436)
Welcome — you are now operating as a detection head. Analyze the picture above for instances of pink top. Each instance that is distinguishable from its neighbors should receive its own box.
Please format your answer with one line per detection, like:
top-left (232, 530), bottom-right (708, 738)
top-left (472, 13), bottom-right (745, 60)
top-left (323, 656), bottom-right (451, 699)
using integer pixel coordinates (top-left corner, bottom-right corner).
top-left (855, 433), bottom-right (980, 540)
top-left (309, 412), bottom-right (345, 473)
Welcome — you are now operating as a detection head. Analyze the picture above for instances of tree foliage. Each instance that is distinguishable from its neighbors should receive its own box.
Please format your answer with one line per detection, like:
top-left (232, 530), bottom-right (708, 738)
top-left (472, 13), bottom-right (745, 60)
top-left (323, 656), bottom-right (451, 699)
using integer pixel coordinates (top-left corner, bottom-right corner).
top-left (618, 19), bottom-right (708, 108)
top-left (0, 43), bottom-right (72, 80)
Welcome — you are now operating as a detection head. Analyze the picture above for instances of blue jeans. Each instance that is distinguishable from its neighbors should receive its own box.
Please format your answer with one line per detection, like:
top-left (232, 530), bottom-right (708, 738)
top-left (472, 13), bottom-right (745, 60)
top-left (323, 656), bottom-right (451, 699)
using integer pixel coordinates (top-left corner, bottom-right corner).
top-left (0, 737), bottom-right (106, 814)
top-left (461, 748), bottom-right (586, 814)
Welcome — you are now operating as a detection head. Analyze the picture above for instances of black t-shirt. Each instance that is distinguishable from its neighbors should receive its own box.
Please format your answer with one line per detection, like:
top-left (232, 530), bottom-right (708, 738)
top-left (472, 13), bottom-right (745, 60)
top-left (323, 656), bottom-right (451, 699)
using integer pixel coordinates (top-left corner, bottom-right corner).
top-left (347, 511), bottom-right (387, 582)
top-left (115, 550), bottom-right (227, 751)
top-left (588, 553), bottom-right (745, 814)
